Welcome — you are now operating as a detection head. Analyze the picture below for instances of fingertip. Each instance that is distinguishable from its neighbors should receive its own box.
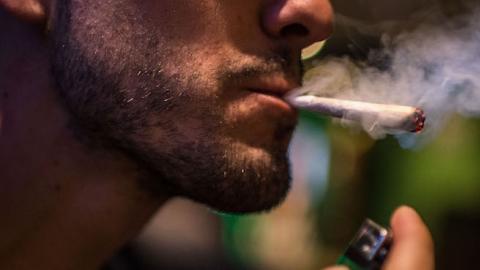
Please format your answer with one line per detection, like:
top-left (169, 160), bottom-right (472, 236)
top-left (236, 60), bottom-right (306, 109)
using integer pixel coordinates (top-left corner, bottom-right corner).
top-left (384, 206), bottom-right (435, 270)
top-left (390, 205), bottom-right (426, 237)
top-left (391, 205), bottom-right (417, 225)
top-left (323, 266), bottom-right (349, 270)
top-left (391, 205), bottom-right (418, 221)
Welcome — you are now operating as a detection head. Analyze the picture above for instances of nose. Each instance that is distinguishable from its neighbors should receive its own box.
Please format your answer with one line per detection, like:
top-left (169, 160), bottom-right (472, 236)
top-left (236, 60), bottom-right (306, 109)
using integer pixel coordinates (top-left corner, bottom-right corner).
top-left (262, 0), bottom-right (333, 51)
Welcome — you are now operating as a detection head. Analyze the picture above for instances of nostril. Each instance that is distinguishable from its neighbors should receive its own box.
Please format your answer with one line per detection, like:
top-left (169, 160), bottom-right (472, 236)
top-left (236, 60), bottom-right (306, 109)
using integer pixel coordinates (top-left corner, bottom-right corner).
top-left (280, 23), bottom-right (309, 37)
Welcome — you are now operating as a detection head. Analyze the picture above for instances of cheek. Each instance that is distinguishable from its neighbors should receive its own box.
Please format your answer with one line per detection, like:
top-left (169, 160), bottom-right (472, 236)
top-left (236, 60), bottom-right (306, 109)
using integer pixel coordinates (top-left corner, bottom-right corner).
top-left (138, 0), bottom-right (227, 45)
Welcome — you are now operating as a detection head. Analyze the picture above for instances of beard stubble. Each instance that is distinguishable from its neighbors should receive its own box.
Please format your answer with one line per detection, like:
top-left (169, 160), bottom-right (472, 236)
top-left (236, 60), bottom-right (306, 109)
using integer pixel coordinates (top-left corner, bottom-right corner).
top-left (49, 0), bottom-right (297, 213)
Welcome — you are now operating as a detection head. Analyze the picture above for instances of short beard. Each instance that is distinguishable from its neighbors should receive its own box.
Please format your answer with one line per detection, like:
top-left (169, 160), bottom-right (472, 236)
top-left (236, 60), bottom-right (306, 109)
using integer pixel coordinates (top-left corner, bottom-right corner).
top-left (49, 0), bottom-right (294, 213)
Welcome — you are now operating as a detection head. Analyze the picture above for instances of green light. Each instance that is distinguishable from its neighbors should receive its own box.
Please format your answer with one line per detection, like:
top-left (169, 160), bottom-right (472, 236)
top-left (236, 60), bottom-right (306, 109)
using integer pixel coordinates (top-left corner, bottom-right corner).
top-left (301, 41), bottom-right (325, 61)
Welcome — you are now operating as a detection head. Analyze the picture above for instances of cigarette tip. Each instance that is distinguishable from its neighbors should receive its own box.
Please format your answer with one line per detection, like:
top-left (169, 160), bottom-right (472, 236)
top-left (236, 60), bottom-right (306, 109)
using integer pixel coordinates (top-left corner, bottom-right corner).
top-left (413, 108), bottom-right (426, 133)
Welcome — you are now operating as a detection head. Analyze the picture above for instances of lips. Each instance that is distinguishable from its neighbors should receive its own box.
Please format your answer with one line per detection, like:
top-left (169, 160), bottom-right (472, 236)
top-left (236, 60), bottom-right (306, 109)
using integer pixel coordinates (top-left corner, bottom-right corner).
top-left (246, 76), bottom-right (300, 98)
top-left (223, 75), bottom-right (299, 145)
top-left (245, 76), bottom-right (300, 112)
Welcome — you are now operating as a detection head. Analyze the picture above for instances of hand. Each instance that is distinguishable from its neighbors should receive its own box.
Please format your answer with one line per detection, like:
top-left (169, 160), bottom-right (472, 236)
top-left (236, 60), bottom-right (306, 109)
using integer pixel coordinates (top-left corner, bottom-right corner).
top-left (382, 206), bottom-right (434, 270)
top-left (323, 206), bottom-right (434, 270)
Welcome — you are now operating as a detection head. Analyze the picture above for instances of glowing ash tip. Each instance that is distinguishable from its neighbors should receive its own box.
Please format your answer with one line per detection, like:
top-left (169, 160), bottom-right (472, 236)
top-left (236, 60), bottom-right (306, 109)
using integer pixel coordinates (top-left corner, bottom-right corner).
top-left (412, 108), bottom-right (426, 133)
top-left (287, 95), bottom-right (427, 134)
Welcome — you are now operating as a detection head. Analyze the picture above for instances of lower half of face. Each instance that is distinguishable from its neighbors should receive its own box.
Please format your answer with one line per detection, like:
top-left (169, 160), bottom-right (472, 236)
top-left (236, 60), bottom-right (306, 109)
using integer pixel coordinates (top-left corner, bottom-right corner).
top-left (51, 0), bottom-right (299, 213)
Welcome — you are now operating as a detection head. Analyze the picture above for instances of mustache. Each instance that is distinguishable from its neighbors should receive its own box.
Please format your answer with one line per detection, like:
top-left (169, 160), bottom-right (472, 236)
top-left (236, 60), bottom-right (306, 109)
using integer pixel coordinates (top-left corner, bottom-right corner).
top-left (219, 48), bottom-right (304, 87)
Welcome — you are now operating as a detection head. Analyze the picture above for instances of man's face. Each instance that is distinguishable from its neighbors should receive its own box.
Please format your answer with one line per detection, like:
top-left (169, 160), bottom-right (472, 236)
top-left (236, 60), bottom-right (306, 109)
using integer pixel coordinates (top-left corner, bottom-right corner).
top-left (50, 0), bottom-right (332, 213)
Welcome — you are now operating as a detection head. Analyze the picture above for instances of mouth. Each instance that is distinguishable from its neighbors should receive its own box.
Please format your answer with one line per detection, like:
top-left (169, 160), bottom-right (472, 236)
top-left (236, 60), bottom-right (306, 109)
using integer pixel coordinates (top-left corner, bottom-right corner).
top-left (247, 90), bottom-right (295, 113)
top-left (245, 76), bottom-right (300, 113)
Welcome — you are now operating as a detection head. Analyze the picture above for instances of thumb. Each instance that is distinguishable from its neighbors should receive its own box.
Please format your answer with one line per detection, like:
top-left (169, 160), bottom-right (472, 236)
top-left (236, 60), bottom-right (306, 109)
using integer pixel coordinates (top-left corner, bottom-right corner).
top-left (382, 206), bottom-right (434, 270)
top-left (323, 266), bottom-right (349, 270)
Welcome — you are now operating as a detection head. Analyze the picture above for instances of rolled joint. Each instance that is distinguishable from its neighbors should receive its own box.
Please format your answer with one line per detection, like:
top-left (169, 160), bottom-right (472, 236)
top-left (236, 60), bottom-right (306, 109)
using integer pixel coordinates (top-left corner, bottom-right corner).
top-left (287, 95), bottom-right (426, 133)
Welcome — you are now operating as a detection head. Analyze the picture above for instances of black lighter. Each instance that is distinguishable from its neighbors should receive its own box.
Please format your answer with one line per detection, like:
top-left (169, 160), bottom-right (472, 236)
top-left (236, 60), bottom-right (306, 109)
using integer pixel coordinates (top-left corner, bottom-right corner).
top-left (336, 219), bottom-right (393, 270)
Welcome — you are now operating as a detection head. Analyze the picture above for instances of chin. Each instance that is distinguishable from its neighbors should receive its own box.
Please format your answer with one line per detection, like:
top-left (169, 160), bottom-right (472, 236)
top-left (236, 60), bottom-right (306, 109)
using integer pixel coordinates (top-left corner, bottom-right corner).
top-left (191, 173), bottom-right (292, 214)
top-left (178, 142), bottom-right (293, 214)
top-left (124, 114), bottom-right (295, 214)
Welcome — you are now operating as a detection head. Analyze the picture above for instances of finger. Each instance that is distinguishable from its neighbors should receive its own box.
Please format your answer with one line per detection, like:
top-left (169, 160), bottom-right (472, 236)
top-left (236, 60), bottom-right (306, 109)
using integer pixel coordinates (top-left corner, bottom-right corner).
top-left (382, 206), bottom-right (434, 270)
top-left (323, 266), bottom-right (349, 270)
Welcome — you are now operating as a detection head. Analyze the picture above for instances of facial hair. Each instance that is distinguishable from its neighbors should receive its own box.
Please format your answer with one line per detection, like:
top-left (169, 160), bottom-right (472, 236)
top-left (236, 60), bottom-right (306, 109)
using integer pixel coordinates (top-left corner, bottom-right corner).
top-left (49, 0), bottom-right (299, 213)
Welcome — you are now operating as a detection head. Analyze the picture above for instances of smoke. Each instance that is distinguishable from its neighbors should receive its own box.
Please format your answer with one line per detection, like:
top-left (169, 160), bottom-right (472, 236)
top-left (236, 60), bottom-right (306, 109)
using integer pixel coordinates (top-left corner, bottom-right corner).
top-left (297, 4), bottom-right (480, 147)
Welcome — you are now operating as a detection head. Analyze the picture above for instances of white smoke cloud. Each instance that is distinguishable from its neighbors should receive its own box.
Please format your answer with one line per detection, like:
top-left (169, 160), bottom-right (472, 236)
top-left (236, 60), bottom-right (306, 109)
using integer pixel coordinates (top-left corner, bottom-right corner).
top-left (297, 4), bottom-right (480, 147)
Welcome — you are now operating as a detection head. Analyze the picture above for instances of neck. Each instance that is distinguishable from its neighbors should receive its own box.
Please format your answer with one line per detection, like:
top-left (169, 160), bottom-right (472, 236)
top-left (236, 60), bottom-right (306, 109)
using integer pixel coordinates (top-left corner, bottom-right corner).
top-left (0, 12), bottom-right (169, 270)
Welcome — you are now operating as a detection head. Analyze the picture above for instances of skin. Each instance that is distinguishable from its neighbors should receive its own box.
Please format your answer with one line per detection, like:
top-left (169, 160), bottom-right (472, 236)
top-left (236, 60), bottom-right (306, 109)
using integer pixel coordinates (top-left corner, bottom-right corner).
top-left (0, 0), bottom-right (433, 269)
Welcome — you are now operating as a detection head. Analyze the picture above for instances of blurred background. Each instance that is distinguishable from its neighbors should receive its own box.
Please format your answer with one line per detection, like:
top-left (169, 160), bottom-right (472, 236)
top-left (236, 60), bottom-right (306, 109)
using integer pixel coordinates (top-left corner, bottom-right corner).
top-left (107, 0), bottom-right (480, 269)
